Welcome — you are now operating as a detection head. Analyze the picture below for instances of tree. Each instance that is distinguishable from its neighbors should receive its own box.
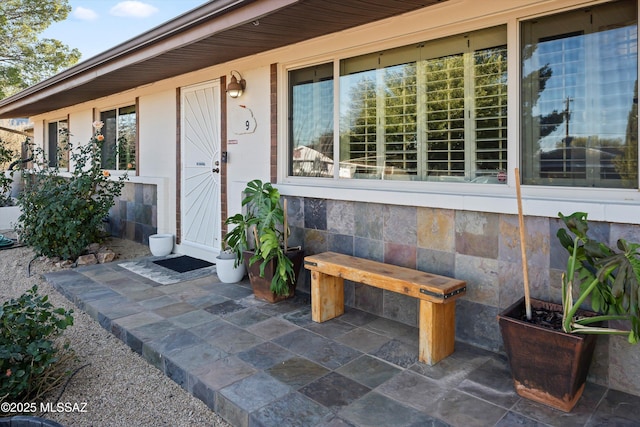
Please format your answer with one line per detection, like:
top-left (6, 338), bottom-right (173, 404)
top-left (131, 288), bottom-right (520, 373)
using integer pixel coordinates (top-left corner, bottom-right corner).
top-left (0, 0), bottom-right (81, 99)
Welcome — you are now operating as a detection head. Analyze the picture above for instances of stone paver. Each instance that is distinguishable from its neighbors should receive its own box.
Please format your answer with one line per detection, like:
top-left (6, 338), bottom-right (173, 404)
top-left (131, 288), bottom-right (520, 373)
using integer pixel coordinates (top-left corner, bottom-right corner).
top-left (43, 260), bottom-right (640, 427)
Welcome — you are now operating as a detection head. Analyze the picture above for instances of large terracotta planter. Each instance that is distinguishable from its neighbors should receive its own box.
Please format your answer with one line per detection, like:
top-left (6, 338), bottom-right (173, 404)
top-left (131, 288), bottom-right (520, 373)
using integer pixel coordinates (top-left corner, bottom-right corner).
top-left (243, 248), bottom-right (304, 303)
top-left (498, 297), bottom-right (599, 412)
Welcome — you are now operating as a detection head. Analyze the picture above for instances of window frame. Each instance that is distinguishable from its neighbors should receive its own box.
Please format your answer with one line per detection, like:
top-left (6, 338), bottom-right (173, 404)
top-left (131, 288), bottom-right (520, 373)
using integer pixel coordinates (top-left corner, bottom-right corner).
top-left (288, 27), bottom-right (509, 184)
top-left (519, 0), bottom-right (638, 189)
top-left (45, 118), bottom-right (69, 170)
top-left (97, 102), bottom-right (138, 173)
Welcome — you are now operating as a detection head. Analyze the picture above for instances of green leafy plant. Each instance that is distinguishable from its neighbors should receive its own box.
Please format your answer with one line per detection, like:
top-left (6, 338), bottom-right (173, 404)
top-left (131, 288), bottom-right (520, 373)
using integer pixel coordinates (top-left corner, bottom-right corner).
top-left (557, 211), bottom-right (640, 343)
top-left (0, 285), bottom-right (74, 403)
top-left (224, 179), bottom-right (296, 295)
top-left (0, 142), bottom-right (17, 207)
top-left (16, 122), bottom-right (127, 260)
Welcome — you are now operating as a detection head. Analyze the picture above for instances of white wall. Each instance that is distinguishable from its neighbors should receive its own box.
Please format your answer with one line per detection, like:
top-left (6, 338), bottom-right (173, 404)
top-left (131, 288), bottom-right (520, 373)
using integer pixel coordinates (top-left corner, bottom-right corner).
top-left (226, 65), bottom-right (273, 216)
top-left (138, 89), bottom-right (177, 234)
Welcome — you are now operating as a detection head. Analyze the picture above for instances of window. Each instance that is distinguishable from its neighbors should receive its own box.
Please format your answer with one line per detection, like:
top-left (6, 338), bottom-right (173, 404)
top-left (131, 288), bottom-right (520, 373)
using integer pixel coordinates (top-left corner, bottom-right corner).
top-left (339, 27), bottom-right (507, 182)
top-left (100, 105), bottom-right (136, 171)
top-left (287, 27), bottom-right (507, 183)
top-left (47, 119), bottom-right (68, 170)
top-left (289, 63), bottom-right (334, 177)
top-left (521, 0), bottom-right (638, 188)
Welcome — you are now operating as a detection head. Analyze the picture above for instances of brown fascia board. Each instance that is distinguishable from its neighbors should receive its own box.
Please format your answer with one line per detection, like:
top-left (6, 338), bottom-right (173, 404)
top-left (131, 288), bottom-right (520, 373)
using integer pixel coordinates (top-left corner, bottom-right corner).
top-left (0, 0), bottom-right (296, 118)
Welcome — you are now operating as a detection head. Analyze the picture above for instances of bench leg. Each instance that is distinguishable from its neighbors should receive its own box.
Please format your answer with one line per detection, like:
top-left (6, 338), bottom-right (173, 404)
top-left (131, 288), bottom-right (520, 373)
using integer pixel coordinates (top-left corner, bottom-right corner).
top-left (419, 300), bottom-right (456, 365)
top-left (310, 271), bottom-right (344, 322)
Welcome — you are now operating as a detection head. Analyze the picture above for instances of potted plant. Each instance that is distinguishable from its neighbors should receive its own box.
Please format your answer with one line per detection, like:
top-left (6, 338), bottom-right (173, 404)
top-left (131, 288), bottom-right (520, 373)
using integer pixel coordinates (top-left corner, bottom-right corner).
top-left (223, 179), bottom-right (303, 302)
top-left (498, 211), bottom-right (640, 412)
top-left (215, 247), bottom-right (246, 283)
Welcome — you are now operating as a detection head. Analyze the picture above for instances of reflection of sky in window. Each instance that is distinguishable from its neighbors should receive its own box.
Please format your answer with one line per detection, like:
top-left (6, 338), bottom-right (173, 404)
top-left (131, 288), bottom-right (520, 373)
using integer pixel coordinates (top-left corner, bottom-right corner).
top-left (339, 74), bottom-right (357, 121)
top-left (525, 25), bottom-right (637, 151)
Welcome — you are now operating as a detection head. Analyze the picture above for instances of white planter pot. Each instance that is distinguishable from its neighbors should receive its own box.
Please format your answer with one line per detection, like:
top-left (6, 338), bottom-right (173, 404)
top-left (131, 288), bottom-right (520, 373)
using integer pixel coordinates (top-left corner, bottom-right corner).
top-left (215, 255), bottom-right (246, 283)
top-left (0, 205), bottom-right (21, 230)
top-left (8, 170), bottom-right (23, 198)
top-left (149, 234), bottom-right (174, 256)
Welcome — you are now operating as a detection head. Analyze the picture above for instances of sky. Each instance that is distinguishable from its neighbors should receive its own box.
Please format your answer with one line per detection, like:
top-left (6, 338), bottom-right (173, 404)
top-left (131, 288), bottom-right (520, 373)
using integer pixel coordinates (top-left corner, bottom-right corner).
top-left (41, 0), bottom-right (210, 62)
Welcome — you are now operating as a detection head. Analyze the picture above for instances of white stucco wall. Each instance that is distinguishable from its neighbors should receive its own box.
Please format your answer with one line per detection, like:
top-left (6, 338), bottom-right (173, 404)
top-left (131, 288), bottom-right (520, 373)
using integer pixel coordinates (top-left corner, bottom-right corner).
top-left (138, 89), bottom-right (177, 234)
top-left (226, 65), bottom-right (273, 217)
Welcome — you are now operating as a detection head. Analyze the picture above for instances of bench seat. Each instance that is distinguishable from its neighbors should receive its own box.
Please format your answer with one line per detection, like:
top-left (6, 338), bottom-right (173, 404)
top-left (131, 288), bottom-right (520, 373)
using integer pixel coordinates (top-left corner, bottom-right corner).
top-left (304, 251), bottom-right (466, 365)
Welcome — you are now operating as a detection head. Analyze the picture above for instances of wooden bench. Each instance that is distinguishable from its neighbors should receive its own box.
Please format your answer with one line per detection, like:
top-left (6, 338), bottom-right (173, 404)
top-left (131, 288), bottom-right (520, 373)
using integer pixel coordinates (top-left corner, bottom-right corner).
top-left (304, 252), bottom-right (466, 365)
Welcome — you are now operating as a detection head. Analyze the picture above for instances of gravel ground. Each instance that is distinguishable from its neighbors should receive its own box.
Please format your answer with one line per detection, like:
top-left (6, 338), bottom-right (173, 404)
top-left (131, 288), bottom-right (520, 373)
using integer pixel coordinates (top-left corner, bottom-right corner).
top-left (0, 231), bottom-right (231, 427)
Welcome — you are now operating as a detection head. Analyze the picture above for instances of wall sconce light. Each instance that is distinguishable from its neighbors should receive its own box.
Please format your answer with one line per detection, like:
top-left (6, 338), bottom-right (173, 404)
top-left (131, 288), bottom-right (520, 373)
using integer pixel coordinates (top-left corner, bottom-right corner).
top-left (226, 71), bottom-right (246, 98)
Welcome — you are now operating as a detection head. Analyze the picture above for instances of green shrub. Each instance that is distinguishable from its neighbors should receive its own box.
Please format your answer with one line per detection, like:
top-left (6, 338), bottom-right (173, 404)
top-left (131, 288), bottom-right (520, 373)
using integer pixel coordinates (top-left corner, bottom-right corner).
top-left (16, 122), bottom-right (127, 260)
top-left (0, 142), bottom-right (16, 207)
top-left (0, 285), bottom-right (74, 403)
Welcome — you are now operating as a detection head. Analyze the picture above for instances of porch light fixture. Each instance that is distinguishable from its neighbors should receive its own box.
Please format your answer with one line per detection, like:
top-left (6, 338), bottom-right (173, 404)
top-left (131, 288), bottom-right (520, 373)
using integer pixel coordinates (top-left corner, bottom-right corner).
top-left (226, 71), bottom-right (246, 98)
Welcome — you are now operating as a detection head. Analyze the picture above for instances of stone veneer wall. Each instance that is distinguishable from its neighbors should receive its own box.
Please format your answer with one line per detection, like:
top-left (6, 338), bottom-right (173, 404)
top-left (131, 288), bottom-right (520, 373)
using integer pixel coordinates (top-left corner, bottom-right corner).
top-left (106, 182), bottom-right (157, 245)
top-left (285, 196), bottom-right (640, 397)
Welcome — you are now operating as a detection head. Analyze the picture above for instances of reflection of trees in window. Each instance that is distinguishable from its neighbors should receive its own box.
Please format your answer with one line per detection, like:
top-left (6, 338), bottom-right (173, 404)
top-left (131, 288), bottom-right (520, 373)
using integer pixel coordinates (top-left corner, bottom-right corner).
top-left (100, 109), bottom-right (117, 170)
top-left (342, 74), bottom-right (378, 176)
top-left (100, 105), bottom-right (136, 171)
top-left (383, 64), bottom-right (417, 175)
top-left (340, 30), bottom-right (507, 182)
top-left (616, 80), bottom-right (638, 186)
top-left (521, 0), bottom-right (637, 188)
top-left (47, 120), bottom-right (69, 169)
top-left (474, 48), bottom-right (508, 176)
top-left (117, 108), bottom-right (136, 170)
top-left (425, 54), bottom-right (465, 176)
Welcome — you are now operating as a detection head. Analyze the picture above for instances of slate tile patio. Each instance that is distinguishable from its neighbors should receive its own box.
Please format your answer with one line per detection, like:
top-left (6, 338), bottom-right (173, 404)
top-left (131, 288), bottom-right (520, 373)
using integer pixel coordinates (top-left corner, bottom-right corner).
top-left (43, 259), bottom-right (640, 427)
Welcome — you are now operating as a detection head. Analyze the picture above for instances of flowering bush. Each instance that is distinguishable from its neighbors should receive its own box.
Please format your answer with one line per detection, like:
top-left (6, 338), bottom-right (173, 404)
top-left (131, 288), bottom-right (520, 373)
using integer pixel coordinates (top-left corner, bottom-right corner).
top-left (16, 121), bottom-right (127, 260)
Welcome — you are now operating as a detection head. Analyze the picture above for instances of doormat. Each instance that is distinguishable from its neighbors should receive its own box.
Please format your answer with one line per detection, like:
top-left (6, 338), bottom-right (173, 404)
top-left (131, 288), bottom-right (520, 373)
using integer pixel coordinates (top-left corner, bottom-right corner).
top-left (152, 255), bottom-right (214, 273)
top-left (118, 255), bottom-right (216, 285)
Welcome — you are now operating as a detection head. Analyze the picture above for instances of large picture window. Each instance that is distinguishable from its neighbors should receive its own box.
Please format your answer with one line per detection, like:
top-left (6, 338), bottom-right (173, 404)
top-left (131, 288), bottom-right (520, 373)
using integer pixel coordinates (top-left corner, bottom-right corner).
top-left (100, 105), bottom-right (136, 171)
top-left (47, 119), bottom-right (68, 170)
top-left (287, 27), bottom-right (507, 183)
top-left (339, 27), bottom-right (507, 183)
top-left (521, 0), bottom-right (638, 188)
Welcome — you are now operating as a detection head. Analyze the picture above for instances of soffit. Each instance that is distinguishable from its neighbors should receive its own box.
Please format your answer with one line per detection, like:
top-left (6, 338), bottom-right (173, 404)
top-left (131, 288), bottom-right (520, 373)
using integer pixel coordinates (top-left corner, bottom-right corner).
top-left (0, 0), bottom-right (447, 118)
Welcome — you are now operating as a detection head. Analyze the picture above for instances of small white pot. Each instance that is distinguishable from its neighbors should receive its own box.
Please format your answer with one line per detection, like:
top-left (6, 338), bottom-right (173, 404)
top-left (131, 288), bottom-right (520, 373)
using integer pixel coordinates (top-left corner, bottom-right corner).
top-left (0, 205), bottom-right (21, 230)
top-left (149, 233), bottom-right (174, 256)
top-left (215, 255), bottom-right (246, 283)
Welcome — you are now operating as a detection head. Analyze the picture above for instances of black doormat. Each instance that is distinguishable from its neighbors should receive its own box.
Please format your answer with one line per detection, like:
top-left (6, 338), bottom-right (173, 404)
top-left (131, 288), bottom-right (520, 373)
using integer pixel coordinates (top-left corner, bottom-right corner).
top-left (152, 255), bottom-right (214, 273)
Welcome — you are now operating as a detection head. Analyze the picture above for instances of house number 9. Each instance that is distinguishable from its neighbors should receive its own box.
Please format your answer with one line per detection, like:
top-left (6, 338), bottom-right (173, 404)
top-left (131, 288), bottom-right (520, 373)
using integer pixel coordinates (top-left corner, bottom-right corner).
top-left (232, 105), bottom-right (257, 135)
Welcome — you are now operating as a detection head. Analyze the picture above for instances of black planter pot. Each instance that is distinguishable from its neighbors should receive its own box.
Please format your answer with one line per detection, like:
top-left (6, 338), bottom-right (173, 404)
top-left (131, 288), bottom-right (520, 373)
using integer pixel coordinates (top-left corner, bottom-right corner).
top-left (497, 297), bottom-right (599, 412)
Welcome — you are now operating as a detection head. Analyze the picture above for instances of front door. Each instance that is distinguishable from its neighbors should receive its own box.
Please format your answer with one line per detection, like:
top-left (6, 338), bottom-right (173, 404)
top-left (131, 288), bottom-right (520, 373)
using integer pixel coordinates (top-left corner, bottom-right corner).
top-left (180, 80), bottom-right (221, 261)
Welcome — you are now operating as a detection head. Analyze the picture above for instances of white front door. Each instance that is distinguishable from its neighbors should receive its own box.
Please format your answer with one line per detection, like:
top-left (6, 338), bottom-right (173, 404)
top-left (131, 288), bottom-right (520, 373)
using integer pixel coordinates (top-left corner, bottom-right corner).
top-left (180, 80), bottom-right (221, 261)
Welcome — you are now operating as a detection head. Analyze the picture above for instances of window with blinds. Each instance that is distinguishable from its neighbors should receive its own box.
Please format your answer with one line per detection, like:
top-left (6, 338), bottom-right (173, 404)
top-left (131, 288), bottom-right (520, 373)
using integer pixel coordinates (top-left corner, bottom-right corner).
top-left (383, 63), bottom-right (418, 177)
top-left (338, 26), bottom-right (507, 182)
top-left (474, 47), bottom-right (508, 179)
top-left (424, 54), bottom-right (466, 178)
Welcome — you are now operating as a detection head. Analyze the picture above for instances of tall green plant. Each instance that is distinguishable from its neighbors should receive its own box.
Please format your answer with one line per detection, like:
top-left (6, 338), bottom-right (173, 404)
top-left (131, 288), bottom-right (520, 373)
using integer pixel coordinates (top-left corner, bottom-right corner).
top-left (557, 212), bottom-right (640, 343)
top-left (16, 122), bottom-right (127, 260)
top-left (224, 179), bottom-right (295, 295)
